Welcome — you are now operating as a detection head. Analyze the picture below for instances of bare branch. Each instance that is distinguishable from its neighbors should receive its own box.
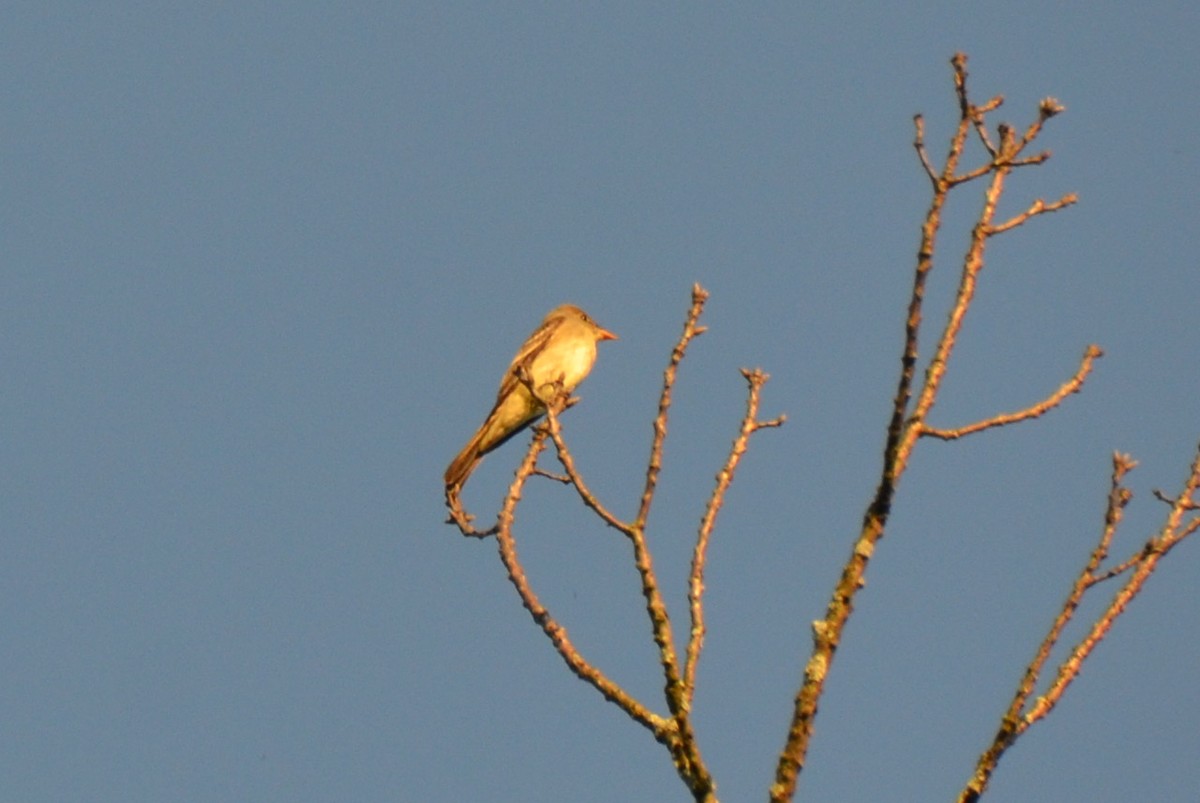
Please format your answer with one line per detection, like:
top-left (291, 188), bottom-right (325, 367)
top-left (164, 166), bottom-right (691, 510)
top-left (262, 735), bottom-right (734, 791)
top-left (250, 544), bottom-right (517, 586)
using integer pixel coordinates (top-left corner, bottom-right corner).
top-left (1016, 96), bottom-right (1066, 152)
top-left (531, 467), bottom-right (571, 483)
top-left (921, 345), bottom-right (1102, 441)
top-left (1153, 487), bottom-right (1200, 510)
top-left (493, 429), bottom-right (670, 739)
top-left (774, 53), bottom-right (1080, 803)
top-left (683, 368), bottom-right (785, 702)
top-left (497, 296), bottom-right (721, 800)
top-left (1009, 151), bottom-right (1052, 167)
top-left (635, 284), bottom-right (710, 530)
top-left (445, 486), bottom-right (499, 538)
top-left (956, 453), bottom-right (1135, 802)
top-left (950, 161), bottom-right (999, 186)
top-left (628, 510), bottom-right (714, 796)
top-left (987, 192), bottom-right (1079, 235)
top-left (1088, 549), bottom-right (1141, 584)
top-left (772, 54), bottom-right (984, 801)
top-left (959, 443), bottom-right (1200, 802)
top-left (913, 114), bottom-right (939, 186)
top-left (968, 96), bottom-right (1003, 157)
top-left (1025, 448), bottom-right (1199, 723)
top-left (542, 401), bottom-right (633, 533)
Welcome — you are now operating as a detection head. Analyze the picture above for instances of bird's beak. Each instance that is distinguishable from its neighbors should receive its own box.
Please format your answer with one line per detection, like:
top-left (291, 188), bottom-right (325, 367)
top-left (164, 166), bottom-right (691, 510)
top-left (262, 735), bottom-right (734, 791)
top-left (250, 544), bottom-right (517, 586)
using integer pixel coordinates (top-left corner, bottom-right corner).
top-left (597, 326), bottom-right (618, 341)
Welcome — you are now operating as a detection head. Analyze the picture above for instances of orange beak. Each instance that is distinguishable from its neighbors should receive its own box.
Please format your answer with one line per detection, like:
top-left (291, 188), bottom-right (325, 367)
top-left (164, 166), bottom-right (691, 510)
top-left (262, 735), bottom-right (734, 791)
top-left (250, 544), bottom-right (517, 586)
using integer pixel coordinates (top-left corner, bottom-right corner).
top-left (597, 326), bottom-right (618, 341)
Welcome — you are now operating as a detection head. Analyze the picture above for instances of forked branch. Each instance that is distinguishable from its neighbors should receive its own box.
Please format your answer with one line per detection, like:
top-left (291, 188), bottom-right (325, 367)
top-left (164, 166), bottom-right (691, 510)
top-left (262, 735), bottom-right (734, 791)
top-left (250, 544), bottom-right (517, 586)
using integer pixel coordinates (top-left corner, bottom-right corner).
top-left (771, 52), bottom-right (1084, 802)
top-left (922, 345), bottom-right (1102, 441)
top-left (958, 443), bottom-right (1200, 802)
top-left (684, 368), bottom-right (787, 701)
top-left (493, 422), bottom-right (669, 739)
top-left (454, 285), bottom-right (783, 803)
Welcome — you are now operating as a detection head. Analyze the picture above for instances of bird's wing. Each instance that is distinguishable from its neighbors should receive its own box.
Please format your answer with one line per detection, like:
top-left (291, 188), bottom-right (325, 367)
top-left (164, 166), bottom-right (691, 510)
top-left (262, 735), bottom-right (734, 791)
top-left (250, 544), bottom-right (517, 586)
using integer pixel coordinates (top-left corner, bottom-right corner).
top-left (492, 314), bottom-right (562, 404)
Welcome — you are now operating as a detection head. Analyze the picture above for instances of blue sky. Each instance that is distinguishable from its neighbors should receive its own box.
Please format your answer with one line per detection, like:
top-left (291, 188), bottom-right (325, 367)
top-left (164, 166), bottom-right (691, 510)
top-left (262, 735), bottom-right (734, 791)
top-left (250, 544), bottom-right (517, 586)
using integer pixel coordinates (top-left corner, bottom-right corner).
top-left (4, 4), bottom-right (1198, 801)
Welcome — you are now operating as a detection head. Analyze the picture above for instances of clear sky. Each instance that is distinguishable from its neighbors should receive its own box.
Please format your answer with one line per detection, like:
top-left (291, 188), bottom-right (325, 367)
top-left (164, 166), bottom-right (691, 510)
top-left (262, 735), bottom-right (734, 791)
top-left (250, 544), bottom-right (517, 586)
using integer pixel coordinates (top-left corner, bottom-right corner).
top-left (4, 4), bottom-right (1198, 802)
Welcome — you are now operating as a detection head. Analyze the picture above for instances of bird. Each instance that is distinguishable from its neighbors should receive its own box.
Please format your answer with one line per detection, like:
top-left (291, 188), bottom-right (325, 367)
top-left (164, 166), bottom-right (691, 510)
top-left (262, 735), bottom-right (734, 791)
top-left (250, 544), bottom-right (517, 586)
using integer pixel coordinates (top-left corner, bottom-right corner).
top-left (444, 304), bottom-right (617, 492)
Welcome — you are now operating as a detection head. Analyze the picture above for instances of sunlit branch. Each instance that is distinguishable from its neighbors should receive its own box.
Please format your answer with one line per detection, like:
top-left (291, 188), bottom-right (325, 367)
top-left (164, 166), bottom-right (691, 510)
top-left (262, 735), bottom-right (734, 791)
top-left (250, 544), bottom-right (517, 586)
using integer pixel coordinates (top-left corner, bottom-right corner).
top-left (958, 443), bottom-right (1200, 802)
top-left (684, 368), bottom-right (785, 701)
top-left (773, 52), bottom-right (1078, 802)
top-left (541, 400), bottom-right (633, 533)
top-left (635, 284), bottom-right (710, 530)
top-left (493, 428), bottom-right (669, 738)
top-left (987, 193), bottom-right (1078, 235)
top-left (922, 345), bottom-right (1101, 441)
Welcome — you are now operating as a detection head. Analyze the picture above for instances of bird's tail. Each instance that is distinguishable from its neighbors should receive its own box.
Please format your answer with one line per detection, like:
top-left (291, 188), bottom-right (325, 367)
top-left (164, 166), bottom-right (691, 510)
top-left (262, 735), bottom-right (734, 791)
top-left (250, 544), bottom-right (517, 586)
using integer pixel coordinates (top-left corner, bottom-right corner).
top-left (444, 431), bottom-right (484, 490)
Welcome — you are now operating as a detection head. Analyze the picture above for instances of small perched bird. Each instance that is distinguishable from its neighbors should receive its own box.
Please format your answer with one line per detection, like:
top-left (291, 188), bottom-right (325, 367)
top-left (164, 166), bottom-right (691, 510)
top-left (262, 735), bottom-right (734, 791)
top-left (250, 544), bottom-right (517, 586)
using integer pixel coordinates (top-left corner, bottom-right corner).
top-left (444, 304), bottom-right (618, 491)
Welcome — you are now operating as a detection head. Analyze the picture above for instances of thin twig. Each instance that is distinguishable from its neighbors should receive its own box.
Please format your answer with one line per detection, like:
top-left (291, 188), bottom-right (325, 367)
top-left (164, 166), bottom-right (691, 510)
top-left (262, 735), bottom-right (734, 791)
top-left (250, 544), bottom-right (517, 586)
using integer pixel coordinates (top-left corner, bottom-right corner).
top-left (493, 428), bottom-right (670, 739)
top-left (683, 368), bottom-right (785, 702)
top-left (531, 467), bottom-right (572, 483)
top-left (1026, 443), bottom-right (1200, 724)
top-left (922, 345), bottom-right (1102, 441)
top-left (445, 486), bottom-right (499, 538)
top-left (635, 284), bottom-right (709, 530)
top-left (913, 115), bottom-right (939, 186)
top-left (1153, 488), bottom-right (1200, 510)
top-left (542, 401), bottom-right (633, 533)
top-left (987, 193), bottom-right (1078, 235)
top-left (1018, 96), bottom-right (1066, 151)
top-left (955, 453), bottom-right (1135, 801)
top-left (958, 443), bottom-right (1200, 802)
top-left (968, 95), bottom-right (1004, 158)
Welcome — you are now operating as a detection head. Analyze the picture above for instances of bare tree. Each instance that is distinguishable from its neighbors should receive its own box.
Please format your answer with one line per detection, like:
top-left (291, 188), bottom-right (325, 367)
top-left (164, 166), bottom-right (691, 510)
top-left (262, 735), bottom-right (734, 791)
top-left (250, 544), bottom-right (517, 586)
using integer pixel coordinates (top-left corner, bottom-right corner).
top-left (445, 53), bottom-right (1200, 802)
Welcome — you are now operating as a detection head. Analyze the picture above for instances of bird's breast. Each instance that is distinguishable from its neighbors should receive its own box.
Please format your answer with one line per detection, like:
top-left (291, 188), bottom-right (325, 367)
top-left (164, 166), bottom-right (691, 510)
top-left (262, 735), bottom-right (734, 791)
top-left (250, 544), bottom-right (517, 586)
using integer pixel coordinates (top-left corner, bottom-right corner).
top-left (530, 338), bottom-right (598, 393)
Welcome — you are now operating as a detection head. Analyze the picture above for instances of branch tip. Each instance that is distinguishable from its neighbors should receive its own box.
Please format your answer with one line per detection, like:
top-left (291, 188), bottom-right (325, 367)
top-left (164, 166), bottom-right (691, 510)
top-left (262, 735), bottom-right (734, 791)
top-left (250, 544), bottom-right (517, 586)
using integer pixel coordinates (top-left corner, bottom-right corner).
top-left (1040, 97), bottom-right (1066, 118)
